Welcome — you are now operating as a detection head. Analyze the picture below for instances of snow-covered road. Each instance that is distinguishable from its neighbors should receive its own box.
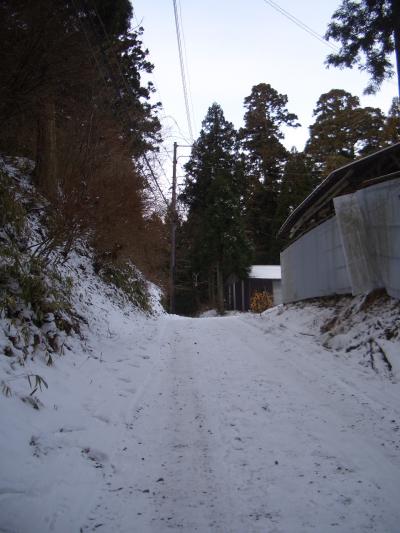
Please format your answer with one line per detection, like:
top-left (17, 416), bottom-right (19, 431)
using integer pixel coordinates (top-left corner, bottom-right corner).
top-left (82, 313), bottom-right (400, 533)
top-left (2, 300), bottom-right (400, 533)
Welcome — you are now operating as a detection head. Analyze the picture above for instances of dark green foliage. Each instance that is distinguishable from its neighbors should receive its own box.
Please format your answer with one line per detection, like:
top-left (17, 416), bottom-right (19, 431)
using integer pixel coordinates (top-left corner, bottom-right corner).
top-left (325, 0), bottom-right (400, 95)
top-left (0, 164), bottom-right (73, 325)
top-left (383, 97), bottom-right (400, 144)
top-left (179, 103), bottom-right (252, 314)
top-left (0, 0), bottom-right (162, 272)
top-left (0, 170), bottom-right (26, 235)
top-left (96, 260), bottom-right (151, 313)
top-left (274, 149), bottom-right (317, 248)
top-left (239, 83), bottom-right (299, 263)
top-left (305, 89), bottom-right (388, 180)
top-left (90, 0), bottom-right (133, 37)
top-left (240, 83), bottom-right (299, 183)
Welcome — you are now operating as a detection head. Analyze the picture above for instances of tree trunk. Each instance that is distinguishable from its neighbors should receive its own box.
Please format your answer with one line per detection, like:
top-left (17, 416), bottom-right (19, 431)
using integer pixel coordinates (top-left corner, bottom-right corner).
top-left (208, 267), bottom-right (215, 308)
top-left (216, 261), bottom-right (224, 315)
top-left (34, 97), bottom-right (57, 199)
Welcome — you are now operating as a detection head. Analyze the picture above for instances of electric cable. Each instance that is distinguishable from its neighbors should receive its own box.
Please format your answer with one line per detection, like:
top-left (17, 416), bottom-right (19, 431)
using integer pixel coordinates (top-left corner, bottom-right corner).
top-left (262, 0), bottom-right (339, 53)
top-left (177, 0), bottom-right (197, 133)
top-left (172, 0), bottom-right (194, 140)
top-left (79, 0), bottom-right (170, 208)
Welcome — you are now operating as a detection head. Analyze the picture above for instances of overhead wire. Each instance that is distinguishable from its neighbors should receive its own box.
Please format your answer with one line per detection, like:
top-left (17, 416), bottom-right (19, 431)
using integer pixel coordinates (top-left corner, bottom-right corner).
top-left (177, 0), bottom-right (197, 133)
top-left (161, 114), bottom-right (193, 145)
top-left (79, 0), bottom-right (171, 208)
top-left (262, 0), bottom-right (340, 53)
top-left (115, 1), bottom-right (192, 198)
top-left (172, 0), bottom-right (194, 141)
top-left (133, 2), bottom-right (194, 179)
top-left (69, 0), bottom-right (167, 208)
top-left (263, 0), bottom-right (399, 91)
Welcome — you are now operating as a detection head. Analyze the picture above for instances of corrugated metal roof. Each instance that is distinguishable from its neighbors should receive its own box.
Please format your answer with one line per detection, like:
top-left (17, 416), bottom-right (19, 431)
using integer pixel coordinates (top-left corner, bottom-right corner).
top-left (249, 265), bottom-right (281, 280)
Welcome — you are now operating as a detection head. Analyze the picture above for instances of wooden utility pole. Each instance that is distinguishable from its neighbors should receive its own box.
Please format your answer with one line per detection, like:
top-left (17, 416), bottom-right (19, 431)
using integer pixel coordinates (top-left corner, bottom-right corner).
top-left (169, 141), bottom-right (178, 314)
top-left (169, 142), bottom-right (192, 314)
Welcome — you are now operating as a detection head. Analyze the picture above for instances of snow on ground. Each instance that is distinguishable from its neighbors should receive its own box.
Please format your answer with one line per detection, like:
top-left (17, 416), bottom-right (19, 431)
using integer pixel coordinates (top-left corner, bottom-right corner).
top-left (1, 283), bottom-right (400, 532)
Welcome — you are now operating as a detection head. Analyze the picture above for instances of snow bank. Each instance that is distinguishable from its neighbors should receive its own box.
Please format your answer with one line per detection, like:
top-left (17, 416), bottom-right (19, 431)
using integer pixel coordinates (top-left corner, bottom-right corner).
top-left (0, 157), bottom-right (166, 531)
top-left (255, 291), bottom-right (400, 380)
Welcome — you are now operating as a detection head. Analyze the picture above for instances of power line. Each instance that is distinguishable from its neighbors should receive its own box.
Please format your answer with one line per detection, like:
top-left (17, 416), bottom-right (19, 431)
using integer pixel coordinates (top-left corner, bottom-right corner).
top-left (142, 154), bottom-right (170, 205)
top-left (177, 0), bottom-right (197, 133)
top-left (262, 0), bottom-right (339, 53)
top-left (78, 0), bottom-right (170, 208)
top-left (161, 114), bottom-right (193, 145)
top-left (172, 0), bottom-right (194, 140)
top-left (161, 145), bottom-right (174, 164)
top-left (152, 153), bottom-right (172, 187)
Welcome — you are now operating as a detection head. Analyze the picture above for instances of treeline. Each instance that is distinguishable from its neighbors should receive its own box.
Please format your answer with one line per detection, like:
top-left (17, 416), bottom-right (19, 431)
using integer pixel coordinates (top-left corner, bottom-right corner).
top-left (0, 0), bottom-right (168, 284)
top-left (177, 84), bottom-right (400, 315)
top-left (2, 2), bottom-right (400, 316)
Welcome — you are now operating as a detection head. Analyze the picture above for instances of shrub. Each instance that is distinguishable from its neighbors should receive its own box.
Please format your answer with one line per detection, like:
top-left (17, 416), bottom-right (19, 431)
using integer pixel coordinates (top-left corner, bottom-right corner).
top-left (96, 259), bottom-right (151, 313)
top-left (0, 169), bottom-right (26, 235)
top-left (250, 290), bottom-right (273, 314)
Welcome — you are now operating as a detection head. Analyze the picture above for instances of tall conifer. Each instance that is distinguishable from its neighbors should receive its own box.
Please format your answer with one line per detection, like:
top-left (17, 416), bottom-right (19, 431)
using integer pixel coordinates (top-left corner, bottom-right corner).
top-left (180, 103), bottom-right (252, 313)
top-left (239, 83), bottom-right (299, 263)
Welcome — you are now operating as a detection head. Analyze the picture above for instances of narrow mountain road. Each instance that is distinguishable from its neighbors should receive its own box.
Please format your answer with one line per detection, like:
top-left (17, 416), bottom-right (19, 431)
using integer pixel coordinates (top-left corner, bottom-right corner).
top-left (83, 314), bottom-right (400, 533)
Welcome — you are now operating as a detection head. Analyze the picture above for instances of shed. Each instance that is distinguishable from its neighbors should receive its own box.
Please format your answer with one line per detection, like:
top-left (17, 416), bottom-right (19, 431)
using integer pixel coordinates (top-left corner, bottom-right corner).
top-left (225, 265), bottom-right (282, 311)
top-left (278, 143), bottom-right (400, 303)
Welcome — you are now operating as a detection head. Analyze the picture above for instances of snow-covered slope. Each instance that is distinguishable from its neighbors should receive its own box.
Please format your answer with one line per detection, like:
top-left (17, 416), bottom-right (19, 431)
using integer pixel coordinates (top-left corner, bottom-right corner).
top-left (1, 291), bottom-right (399, 532)
top-left (1, 158), bottom-right (399, 533)
top-left (0, 158), bottom-right (166, 532)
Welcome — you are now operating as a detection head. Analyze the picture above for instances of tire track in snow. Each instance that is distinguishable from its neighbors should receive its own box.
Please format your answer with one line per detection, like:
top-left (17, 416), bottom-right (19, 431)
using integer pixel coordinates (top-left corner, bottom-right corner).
top-left (82, 314), bottom-right (400, 533)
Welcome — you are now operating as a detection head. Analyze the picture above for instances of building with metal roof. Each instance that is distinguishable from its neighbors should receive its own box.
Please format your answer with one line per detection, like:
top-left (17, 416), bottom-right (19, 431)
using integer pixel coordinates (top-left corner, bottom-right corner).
top-left (279, 143), bottom-right (400, 303)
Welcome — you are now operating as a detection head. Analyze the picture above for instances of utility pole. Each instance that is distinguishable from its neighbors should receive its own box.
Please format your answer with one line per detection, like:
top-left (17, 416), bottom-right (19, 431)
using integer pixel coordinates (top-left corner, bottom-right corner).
top-left (169, 141), bottom-right (178, 314)
top-left (169, 142), bottom-right (192, 314)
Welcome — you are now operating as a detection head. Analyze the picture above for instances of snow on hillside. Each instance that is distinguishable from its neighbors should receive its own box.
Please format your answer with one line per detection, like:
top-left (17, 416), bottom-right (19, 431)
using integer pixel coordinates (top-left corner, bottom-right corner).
top-left (1, 158), bottom-right (400, 533)
top-left (259, 291), bottom-right (400, 379)
top-left (0, 157), bottom-right (166, 531)
top-left (1, 286), bottom-right (399, 532)
top-left (0, 245), bottom-right (166, 532)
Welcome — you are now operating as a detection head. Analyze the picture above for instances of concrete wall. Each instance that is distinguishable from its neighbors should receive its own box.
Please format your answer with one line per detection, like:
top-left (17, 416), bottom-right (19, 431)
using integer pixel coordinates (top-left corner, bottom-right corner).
top-left (281, 178), bottom-right (400, 303)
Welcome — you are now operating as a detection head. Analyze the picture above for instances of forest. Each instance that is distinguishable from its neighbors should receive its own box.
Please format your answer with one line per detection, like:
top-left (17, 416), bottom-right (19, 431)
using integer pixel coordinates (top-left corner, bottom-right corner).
top-left (1, 0), bottom-right (399, 316)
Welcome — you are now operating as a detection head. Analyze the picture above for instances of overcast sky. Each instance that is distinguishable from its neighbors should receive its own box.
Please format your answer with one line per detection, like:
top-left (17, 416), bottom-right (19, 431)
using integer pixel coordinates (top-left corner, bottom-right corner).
top-left (133, 0), bottom-right (397, 188)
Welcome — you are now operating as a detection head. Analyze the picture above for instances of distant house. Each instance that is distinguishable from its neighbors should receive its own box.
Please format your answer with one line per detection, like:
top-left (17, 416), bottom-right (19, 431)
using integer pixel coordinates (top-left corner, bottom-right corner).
top-left (225, 265), bottom-right (282, 311)
top-left (279, 143), bottom-right (400, 303)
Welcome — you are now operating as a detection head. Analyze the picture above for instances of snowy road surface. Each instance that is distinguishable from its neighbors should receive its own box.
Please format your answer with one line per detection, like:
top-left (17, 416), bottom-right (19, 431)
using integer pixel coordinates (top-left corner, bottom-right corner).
top-left (83, 313), bottom-right (400, 533)
top-left (1, 309), bottom-right (400, 533)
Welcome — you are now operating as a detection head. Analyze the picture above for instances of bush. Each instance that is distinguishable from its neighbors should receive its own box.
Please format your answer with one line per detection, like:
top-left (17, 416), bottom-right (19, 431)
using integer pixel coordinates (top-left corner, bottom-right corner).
top-left (0, 161), bottom-right (74, 326)
top-left (95, 259), bottom-right (151, 313)
top-left (250, 290), bottom-right (273, 314)
top-left (0, 169), bottom-right (26, 235)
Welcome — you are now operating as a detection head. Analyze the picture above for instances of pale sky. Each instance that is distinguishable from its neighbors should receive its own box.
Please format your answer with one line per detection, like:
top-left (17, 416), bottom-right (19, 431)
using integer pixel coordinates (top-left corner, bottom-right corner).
top-left (132, 0), bottom-right (397, 191)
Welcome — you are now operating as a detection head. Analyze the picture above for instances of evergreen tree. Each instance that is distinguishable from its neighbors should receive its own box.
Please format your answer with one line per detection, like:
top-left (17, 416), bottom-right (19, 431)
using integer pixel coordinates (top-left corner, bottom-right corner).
top-left (0, 1), bottom-right (165, 282)
top-left (325, 0), bottom-right (400, 96)
top-left (239, 83), bottom-right (299, 263)
top-left (180, 103), bottom-right (252, 314)
top-left (305, 89), bottom-right (387, 179)
top-left (89, 0), bottom-right (133, 37)
top-left (274, 149), bottom-right (316, 248)
top-left (382, 97), bottom-right (400, 144)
